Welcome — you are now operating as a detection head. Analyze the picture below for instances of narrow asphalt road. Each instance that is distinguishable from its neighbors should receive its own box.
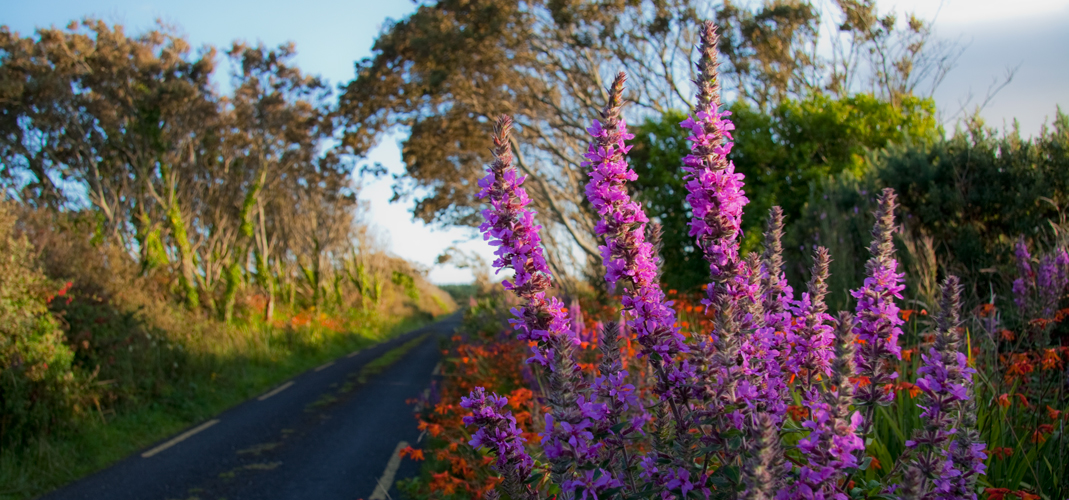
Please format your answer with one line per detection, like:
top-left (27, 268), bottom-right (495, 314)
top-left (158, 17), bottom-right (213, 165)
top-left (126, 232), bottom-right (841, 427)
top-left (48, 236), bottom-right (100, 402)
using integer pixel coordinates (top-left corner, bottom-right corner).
top-left (41, 313), bottom-right (461, 500)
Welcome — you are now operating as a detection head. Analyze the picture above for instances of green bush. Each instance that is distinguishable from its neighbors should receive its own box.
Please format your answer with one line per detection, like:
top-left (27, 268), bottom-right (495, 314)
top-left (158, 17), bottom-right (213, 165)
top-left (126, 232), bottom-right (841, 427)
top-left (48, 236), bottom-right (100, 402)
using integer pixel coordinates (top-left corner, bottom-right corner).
top-left (793, 109), bottom-right (1069, 310)
top-left (0, 201), bottom-right (75, 450)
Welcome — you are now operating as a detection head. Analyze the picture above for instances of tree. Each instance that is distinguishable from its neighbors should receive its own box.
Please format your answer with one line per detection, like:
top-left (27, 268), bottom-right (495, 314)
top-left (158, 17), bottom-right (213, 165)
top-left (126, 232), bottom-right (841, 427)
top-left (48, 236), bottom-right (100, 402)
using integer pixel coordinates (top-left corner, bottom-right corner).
top-left (0, 20), bottom-right (359, 318)
top-left (339, 0), bottom-right (958, 282)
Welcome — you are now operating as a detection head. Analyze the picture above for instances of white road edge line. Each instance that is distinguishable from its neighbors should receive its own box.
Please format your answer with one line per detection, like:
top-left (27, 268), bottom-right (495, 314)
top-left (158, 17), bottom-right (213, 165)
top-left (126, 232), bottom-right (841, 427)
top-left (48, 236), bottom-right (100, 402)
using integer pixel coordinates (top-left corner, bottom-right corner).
top-left (347, 349), bottom-right (361, 358)
top-left (141, 419), bottom-right (220, 458)
top-left (314, 361), bottom-right (335, 372)
top-left (257, 381), bottom-right (294, 401)
top-left (430, 362), bottom-right (442, 376)
top-left (369, 440), bottom-right (409, 500)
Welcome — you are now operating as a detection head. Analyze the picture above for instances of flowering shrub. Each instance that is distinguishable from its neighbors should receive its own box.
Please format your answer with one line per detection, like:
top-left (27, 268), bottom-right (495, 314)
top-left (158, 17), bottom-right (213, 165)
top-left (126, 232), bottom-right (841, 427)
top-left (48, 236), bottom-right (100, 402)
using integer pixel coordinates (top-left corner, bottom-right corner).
top-left (400, 20), bottom-right (1068, 500)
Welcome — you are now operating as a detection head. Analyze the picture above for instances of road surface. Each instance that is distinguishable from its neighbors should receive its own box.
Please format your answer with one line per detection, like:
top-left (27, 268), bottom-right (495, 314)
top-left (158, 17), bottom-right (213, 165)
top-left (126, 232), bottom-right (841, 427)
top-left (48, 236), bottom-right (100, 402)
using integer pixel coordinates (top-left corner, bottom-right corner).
top-left (41, 313), bottom-right (461, 500)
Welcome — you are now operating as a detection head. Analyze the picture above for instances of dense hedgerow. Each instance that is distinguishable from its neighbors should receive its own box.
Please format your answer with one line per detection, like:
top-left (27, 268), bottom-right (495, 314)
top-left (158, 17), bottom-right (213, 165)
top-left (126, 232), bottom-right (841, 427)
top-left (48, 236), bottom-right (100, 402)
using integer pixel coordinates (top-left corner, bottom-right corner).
top-left (446, 22), bottom-right (1069, 500)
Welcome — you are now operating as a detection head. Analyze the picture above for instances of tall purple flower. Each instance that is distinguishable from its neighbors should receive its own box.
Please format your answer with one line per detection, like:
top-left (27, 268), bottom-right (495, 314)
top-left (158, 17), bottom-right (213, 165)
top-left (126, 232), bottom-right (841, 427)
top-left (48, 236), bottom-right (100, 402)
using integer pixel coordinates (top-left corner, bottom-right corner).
top-left (852, 188), bottom-right (905, 415)
top-left (478, 115), bottom-right (578, 369)
top-left (906, 276), bottom-right (982, 498)
top-left (478, 115), bottom-right (593, 489)
top-left (461, 387), bottom-right (538, 500)
top-left (787, 247), bottom-right (835, 404)
top-left (1012, 237), bottom-right (1034, 313)
top-left (681, 25), bottom-right (748, 297)
top-left (582, 72), bottom-right (697, 496)
top-left (682, 20), bottom-right (751, 413)
top-left (583, 72), bottom-right (686, 360)
top-left (786, 312), bottom-right (865, 500)
top-left (743, 413), bottom-right (787, 500)
top-left (761, 207), bottom-right (794, 331)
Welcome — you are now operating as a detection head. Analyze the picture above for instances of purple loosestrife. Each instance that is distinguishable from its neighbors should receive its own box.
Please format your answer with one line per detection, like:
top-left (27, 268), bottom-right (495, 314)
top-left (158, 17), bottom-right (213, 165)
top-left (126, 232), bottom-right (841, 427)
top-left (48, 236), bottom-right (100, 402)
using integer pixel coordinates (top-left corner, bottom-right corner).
top-left (786, 312), bottom-right (865, 500)
top-left (682, 22), bottom-right (747, 293)
top-left (1012, 237), bottom-right (1033, 314)
top-left (852, 188), bottom-right (905, 420)
top-left (477, 115), bottom-right (593, 488)
top-left (582, 72), bottom-right (699, 497)
top-left (592, 322), bottom-right (643, 488)
top-left (582, 72), bottom-right (686, 360)
top-left (1035, 249), bottom-right (1069, 319)
top-left (787, 247), bottom-right (835, 404)
top-left (742, 413), bottom-right (787, 500)
top-left (738, 252), bottom-right (789, 418)
top-left (941, 397), bottom-right (986, 500)
top-left (906, 276), bottom-right (980, 498)
top-left (682, 20), bottom-right (751, 425)
top-left (478, 115), bottom-right (578, 369)
top-left (761, 207), bottom-right (794, 332)
top-left (461, 387), bottom-right (538, 500)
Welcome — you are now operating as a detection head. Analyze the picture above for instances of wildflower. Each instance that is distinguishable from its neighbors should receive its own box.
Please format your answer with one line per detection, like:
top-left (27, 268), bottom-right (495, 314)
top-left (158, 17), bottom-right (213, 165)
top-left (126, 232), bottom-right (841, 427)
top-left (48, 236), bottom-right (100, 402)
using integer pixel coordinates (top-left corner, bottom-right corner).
top-left (477, 115), bottom-right (578, 369)
top-left (460, 387), bottom-right (537, 499)
top-left (985, 488), bottom-right (1011, 500)
top-left (583, 72), bottom-right (686, 360)
top-left (789, 312), bottom-right (865, 500)
top-left (478, 115), bottom-right (589, 488)
top-left (742, 413), bottom-right (786, 500)
top-left (399, 446), bottom-right (425, 461)
top-left (905, 276), bottom-right (984, 497)
top-left (1047, 405), bottom-right (1062, 420)
top-left (786, 246), bottom-right (834, 404)
top-left (1041, 348), bottom-right (1061, 370)
top-left (852, 188), bottom-right (906, 412)
top-left (1013, 491), bottom-right (1040, 500)
top-left (990, 447), bottom-right (1014, 460)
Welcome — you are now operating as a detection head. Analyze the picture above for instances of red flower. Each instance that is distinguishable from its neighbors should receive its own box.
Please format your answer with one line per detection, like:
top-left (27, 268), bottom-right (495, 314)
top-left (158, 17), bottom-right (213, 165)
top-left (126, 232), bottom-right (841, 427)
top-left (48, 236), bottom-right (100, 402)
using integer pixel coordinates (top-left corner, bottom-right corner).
top-left (399, 446), bottom-right (425, 461)
top-left (985, 488), bottom-right (1010, 500)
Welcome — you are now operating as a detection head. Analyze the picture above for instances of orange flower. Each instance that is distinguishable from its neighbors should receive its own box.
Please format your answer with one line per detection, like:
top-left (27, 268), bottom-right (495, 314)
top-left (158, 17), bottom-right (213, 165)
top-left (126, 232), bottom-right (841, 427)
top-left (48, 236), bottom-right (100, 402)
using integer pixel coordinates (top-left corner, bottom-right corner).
top-left (920, 309), bottom-right (928, 315)
top-left (850, 376), bottom-right (872, 387)
top-left (869, 457), bottom-right (882, 470)
top-left (1031, 427), bottom-right (1051, 444)
top-left (997, 393), bottom-right (1011, 408)
top-left (400, 446), bottom-right (425, 461)
top-left (900, 309), bottom-right (915, 321)
top-left (898, 381), bottom-right (921, 398)
top-left (979, 303), bottom-right (996, 317)
top-left (1047, 405), bottom-right (1063, 420)
top-left (1000, 329), bottom-right (1016, 341)
top-left (1041, 348), bottom-right (1062, 370)
top-left (985, 488), bottom-right (1011, 500)
top-left (787, 405), bottom-right (809, 420)
top-left (1014, 491), bottom-right (1040, 500)
top-left (991, 447), bottom-right (1014, 460)
top-left (1006, 353), bottom-right (1034, 379)
top-left (902, 349), bottom-right (914, 362)
top-left (669, 289), bottom-right (678, 295)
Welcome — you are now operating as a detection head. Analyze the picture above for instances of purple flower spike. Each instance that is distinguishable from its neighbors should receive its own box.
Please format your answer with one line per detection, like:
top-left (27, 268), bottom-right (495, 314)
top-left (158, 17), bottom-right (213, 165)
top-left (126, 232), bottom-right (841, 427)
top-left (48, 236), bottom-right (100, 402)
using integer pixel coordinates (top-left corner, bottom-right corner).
top-left (906, 276), bottom-right (984, 498)
top-left (788, 312), bottom-right (865, 500)
top-left (787, 247), bottom-right (835, 404)
top-left (461, 387), bottom-right (537, 499)
top-left (583, 72), bottom-right (686, 360)
top-left (478, 115), bottom-right (579, 369)
top-left (852, 188), bottom-right (905, 412)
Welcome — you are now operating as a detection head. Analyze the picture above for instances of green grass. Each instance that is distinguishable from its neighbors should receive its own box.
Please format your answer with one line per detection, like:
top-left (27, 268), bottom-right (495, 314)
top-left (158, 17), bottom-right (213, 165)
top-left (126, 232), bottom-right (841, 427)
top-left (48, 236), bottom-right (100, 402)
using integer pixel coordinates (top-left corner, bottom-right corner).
top-left (0, 313), bottom-right (435, 500)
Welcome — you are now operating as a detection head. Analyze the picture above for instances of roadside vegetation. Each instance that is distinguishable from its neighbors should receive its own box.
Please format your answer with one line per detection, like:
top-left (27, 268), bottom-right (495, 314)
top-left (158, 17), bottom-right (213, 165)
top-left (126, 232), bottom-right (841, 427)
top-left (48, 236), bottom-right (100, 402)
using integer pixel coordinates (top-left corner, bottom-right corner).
top-left (0, 20), bottom-right (455, 500)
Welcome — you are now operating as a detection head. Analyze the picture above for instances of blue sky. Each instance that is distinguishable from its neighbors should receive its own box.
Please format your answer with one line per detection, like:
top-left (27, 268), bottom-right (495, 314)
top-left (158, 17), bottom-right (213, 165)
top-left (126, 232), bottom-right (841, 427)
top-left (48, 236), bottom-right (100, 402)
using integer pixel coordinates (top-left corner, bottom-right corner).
top-left (4, 0), bottom-right (1068, 283)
